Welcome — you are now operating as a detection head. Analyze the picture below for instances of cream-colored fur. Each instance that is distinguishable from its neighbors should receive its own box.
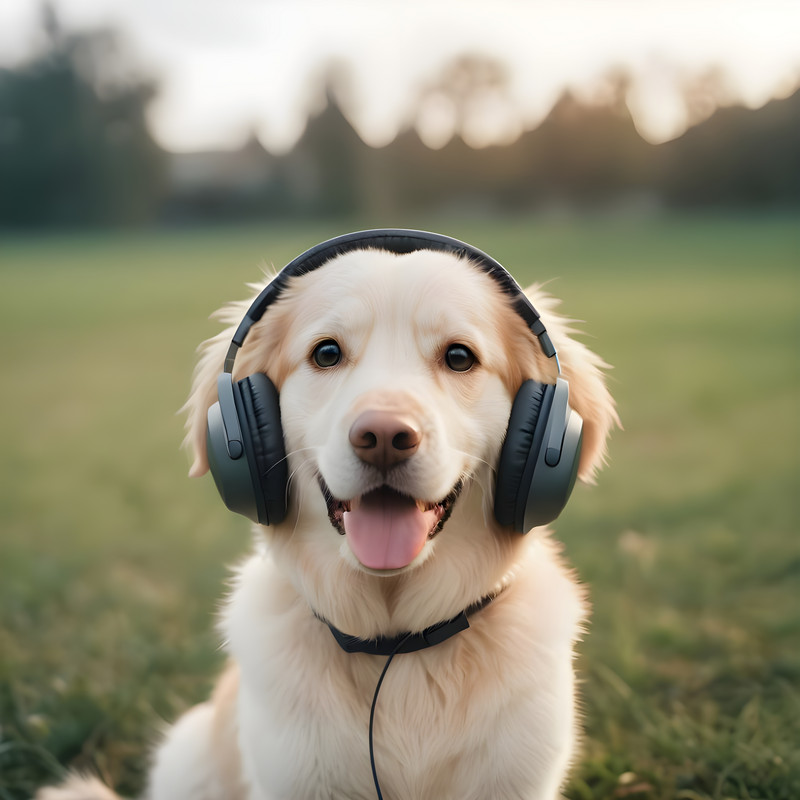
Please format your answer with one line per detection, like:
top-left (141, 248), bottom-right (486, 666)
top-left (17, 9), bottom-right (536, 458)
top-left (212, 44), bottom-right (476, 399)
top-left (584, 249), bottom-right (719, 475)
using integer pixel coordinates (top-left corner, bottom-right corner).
top-left (38, 247), bottom-right (618, 800)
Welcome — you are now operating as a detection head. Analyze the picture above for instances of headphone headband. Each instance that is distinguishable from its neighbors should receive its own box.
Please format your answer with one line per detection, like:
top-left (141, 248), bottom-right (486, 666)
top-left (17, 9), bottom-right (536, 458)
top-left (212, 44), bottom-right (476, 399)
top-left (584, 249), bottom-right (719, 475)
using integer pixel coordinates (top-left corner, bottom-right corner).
top-left (223, 229), bottom-right (557, 373)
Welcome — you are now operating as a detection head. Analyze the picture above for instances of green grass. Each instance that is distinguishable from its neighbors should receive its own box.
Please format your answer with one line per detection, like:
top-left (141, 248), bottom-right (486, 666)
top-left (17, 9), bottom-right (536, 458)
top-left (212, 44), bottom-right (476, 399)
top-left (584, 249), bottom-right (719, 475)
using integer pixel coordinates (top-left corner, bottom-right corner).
top-left (1, 215), bottom-right (798, 799)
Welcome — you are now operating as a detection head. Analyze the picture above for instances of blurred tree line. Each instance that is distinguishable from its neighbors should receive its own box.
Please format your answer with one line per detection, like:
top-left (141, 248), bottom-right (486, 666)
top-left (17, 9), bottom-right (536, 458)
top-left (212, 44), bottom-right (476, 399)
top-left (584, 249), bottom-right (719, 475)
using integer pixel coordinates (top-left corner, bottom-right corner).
top-left (242, 60), bottom-right (799, 221)
top-left (0, 6), bottom-right (164, 228)
top-left (1, 10), bottom-right (798, 229)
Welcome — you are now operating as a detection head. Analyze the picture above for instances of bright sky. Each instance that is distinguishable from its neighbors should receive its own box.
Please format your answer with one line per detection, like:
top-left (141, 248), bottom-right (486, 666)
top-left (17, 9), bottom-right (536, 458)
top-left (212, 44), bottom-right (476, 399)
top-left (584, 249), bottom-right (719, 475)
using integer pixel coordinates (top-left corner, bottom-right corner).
top-left (1, 0), bottom-right (799, 153)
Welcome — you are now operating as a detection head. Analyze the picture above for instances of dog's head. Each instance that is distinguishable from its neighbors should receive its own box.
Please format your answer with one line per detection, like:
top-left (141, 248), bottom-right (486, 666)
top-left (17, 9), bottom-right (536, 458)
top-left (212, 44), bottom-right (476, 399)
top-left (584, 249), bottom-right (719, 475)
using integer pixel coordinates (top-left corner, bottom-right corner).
top-left (184, 244), bottom-right (617, 629)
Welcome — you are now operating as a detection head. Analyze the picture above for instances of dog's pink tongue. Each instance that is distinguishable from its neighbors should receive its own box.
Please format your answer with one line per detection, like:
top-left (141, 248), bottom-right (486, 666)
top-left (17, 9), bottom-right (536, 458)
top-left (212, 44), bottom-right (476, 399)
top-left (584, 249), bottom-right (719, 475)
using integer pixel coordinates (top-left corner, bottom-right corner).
top-left (344, 487), bottom-right (437, 570)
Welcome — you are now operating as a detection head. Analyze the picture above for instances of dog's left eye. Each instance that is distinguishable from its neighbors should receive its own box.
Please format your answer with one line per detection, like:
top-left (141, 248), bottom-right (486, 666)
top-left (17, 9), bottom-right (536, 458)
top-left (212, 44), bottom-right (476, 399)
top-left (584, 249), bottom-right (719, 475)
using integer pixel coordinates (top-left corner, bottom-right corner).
top-left (444, 344), bottom-right (476, 372)
top-left (312, 339), bottom-right (342, 368)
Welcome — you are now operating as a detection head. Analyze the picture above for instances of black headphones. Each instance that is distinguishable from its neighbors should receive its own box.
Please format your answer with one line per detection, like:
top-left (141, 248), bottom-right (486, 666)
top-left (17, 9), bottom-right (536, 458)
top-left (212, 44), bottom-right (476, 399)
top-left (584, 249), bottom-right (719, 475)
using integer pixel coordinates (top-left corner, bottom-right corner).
top-left (205, 229), bottom-right (583, 533)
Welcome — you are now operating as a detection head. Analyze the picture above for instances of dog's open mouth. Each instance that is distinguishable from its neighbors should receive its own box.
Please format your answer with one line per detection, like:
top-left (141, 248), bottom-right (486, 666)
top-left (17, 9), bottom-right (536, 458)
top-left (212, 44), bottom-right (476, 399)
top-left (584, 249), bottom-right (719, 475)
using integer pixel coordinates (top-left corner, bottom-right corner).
top-left (321, 481), bottom-right (462, 570)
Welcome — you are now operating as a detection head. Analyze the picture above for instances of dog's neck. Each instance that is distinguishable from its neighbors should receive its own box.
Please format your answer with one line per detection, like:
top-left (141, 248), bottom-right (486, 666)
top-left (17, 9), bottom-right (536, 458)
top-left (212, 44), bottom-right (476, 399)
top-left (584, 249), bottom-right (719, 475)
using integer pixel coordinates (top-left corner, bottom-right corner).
top-left (319, 591), bottom-right (499, 655)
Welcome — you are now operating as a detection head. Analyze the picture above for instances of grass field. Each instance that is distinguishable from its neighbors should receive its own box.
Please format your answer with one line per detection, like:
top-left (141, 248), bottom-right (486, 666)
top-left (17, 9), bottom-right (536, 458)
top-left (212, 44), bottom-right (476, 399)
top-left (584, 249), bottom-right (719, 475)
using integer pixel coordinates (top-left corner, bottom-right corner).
top-left (1, 215), bottom-right (798, 799)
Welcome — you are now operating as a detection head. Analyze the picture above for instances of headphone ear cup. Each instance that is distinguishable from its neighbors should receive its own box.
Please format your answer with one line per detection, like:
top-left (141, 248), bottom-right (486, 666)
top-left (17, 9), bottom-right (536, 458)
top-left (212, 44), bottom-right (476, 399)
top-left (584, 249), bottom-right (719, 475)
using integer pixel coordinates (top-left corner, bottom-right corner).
top-left (494, 378), bottom-right (583, 532)
top-left (206, 374), bottom-right (260, 523)
top-left (494, 380), bottom-right (550, 529)
top-left (519, 378), bottom-right (583, 531)
top-left (236, 373), bottom-right (288, 526)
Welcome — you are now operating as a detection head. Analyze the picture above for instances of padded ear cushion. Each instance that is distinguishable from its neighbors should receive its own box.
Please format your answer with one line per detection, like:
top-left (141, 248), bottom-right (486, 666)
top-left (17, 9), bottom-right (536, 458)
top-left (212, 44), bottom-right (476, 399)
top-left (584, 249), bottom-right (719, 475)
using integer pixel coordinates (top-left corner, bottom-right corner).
top-left (494, 380), bottom-right (553, 528)
top-left (236, 373), bottom-right (288, 526)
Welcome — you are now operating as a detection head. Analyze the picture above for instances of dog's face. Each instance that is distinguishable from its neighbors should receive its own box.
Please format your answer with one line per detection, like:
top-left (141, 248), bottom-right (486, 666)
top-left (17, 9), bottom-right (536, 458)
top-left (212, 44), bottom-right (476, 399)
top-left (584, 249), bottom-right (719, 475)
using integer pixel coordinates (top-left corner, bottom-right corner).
top-left (271, 249), bottom-right (531, 574)
top-left (185, 247), bottom-right (617, 625)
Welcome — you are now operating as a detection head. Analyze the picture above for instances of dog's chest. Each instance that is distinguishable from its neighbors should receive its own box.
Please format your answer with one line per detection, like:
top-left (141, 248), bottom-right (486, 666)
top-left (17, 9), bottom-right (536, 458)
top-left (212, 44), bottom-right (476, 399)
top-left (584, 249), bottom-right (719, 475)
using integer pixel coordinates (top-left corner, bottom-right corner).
top-left (225, 550), bottom-right (583, 799)
top-left (235, 631), bottom-right (572, 800)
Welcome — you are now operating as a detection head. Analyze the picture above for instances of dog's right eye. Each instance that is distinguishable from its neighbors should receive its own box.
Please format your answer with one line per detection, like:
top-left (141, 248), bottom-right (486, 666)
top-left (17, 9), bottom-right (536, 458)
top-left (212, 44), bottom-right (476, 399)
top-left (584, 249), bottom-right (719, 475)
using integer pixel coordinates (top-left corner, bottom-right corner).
top-left (445, 343), bottom-right (476, 372)
top-left (312, 339), bottom-right (342, 368)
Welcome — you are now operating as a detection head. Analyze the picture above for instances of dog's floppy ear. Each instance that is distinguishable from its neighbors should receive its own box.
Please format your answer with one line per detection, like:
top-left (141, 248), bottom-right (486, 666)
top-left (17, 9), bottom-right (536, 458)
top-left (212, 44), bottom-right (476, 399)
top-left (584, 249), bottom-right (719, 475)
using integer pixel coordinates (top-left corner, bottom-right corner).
top-left (182, 277), bottom-right (292, 478)
top-left (182, 299), bottom-right (250, 478)
top-left (524, 286), bottom-right (620, 483)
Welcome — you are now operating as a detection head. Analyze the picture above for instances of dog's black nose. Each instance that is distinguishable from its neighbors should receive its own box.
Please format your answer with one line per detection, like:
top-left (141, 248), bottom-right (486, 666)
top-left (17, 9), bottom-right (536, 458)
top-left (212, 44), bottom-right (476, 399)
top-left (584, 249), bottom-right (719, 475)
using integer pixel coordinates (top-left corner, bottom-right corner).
top-left (349, 410), bottom-right (421, 469)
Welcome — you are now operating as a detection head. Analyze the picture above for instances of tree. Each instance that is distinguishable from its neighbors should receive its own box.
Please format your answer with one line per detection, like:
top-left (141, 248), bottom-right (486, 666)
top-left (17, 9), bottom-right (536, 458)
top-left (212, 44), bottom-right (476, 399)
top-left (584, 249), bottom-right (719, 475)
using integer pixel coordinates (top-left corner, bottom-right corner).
top-left (0, 4), bottom-right (165, 228)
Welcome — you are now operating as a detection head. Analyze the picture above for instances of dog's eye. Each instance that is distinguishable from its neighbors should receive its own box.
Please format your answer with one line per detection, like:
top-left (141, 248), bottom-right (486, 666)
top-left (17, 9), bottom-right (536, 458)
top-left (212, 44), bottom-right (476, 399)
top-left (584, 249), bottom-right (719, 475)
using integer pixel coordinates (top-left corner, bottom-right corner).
top-left (444, 344), bottom-right (476, 372)
top-left (312, 339), bottom-right (342, 368)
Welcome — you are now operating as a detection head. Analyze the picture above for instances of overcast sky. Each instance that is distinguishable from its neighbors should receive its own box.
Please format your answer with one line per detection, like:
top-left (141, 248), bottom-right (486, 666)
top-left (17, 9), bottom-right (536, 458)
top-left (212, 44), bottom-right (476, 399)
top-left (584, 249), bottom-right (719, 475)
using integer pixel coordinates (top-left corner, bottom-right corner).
top-left (1, 0), bottom-right (799, 153)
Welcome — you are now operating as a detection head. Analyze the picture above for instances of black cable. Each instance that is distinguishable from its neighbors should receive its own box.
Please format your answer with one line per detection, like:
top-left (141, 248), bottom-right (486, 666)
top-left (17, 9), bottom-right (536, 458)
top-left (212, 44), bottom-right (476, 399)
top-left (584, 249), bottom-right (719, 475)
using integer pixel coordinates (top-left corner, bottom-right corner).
top-left (368, 632), bottom-right (413, 800)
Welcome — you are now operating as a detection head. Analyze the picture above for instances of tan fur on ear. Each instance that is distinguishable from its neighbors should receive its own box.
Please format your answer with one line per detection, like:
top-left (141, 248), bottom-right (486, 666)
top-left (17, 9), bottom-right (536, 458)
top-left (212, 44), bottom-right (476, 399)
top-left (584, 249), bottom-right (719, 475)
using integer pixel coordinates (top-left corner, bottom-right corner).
top-left (519, 286), bottom-right (620, 483)
top-left (181, 289), bottom-right (269, 478)
top-left (181, 266), bottom-right (300, 478)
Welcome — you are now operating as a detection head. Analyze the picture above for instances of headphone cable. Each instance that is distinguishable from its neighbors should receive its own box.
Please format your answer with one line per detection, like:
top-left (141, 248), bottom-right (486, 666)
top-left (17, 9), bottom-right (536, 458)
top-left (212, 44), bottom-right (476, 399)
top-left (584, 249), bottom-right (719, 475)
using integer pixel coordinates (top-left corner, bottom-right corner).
top-left (369, 632), bottom-right (413, 800)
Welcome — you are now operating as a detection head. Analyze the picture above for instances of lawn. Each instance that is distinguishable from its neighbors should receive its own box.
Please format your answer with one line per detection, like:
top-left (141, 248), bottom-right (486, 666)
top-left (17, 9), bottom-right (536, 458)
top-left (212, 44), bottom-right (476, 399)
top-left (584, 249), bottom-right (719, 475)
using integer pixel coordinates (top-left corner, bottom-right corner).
top-left (1, 215), bottom-right (798, 799)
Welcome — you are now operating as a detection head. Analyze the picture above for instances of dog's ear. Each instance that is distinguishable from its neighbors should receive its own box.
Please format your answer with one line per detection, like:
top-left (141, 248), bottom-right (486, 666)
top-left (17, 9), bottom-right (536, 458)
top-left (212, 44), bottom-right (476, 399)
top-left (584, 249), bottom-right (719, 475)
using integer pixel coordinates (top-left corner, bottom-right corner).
top-left (183, 277), bottom-right (295, 477)
top-left (182, 302), bottom-right (247, 478)
top-left (181, 275), bottom-right (285, 478)
top-left (523, 286), bottom-right (620, 483)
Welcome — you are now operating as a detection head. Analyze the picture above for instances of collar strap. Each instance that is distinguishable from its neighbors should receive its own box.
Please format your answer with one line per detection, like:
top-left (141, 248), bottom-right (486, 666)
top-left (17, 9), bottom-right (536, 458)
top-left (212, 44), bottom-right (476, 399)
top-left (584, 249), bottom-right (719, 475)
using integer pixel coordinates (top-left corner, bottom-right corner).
top-left (322, 593), bottom-right (497, 656)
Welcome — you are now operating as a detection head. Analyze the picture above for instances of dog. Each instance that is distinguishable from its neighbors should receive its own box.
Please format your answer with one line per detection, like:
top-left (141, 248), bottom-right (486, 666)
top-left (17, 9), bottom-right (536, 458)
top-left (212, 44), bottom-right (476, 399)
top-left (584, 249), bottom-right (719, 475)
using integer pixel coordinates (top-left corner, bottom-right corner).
top-left (38, 231), bottom-right (618, 800)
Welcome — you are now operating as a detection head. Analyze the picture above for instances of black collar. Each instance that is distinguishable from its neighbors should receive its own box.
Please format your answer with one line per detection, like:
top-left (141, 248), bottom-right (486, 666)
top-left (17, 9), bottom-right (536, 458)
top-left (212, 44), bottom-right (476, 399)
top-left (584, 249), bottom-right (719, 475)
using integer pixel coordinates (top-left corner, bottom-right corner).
top-left (321, 593), bottom-right (497, 656)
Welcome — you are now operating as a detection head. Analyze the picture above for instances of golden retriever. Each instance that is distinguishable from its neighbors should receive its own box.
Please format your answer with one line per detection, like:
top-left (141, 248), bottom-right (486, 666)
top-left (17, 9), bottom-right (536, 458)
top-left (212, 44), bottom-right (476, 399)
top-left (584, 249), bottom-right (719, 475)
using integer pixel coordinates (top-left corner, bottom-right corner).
top-left (38, 233), bottom-right (617, 800)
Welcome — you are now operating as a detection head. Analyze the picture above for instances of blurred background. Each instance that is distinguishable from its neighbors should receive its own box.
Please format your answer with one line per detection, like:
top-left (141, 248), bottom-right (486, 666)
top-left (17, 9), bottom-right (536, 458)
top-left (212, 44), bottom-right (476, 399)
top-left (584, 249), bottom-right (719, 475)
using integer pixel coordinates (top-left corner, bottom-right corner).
top-left (1, 0), bottom-right (799, 225)
top-left (1, 2), bottom-right (798, 799)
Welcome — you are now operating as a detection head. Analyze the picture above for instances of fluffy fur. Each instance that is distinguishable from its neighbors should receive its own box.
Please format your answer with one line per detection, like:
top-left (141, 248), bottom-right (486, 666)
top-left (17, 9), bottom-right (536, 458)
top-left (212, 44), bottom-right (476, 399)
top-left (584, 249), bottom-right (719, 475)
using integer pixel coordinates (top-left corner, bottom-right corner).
top-left (38, 247), bottom-right (618, 800)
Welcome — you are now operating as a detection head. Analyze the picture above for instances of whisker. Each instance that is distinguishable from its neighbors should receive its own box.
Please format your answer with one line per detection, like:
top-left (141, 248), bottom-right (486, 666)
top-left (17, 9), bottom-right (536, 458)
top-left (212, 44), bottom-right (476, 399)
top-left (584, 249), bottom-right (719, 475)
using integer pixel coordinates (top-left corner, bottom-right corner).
top-left (266, 445), bottom-right (319, 475)
top-left (446, 449), bottom-right (499, 526)
top-left (285, 457), bottom-right (316, 496)
top-left (283, 457), bottom-right (320, 539)
top-left (447, 446), bottom-right (497, 475)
